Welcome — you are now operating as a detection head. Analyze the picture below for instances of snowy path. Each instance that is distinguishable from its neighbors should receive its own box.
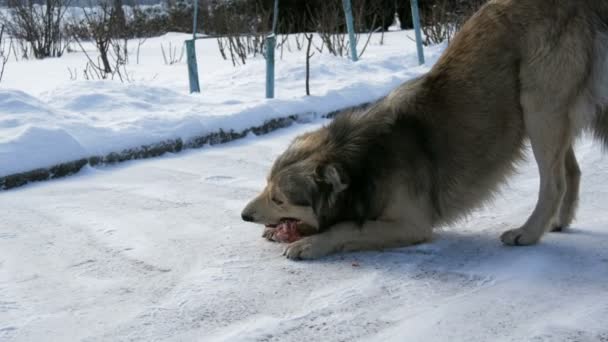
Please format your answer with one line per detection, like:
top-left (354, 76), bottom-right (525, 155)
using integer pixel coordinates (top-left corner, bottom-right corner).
top-left (1, 120), bottom-right (608, 341)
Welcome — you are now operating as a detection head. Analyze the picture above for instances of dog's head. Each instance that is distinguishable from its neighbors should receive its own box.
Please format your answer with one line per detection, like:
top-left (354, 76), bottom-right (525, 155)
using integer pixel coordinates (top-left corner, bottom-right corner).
top-left (240, 131), bottom-right (349, 233)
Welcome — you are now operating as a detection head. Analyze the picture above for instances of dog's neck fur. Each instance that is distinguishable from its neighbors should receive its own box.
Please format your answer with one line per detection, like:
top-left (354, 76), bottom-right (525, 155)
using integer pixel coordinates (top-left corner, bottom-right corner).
top-left (317, 103), bottom-right (436, 229)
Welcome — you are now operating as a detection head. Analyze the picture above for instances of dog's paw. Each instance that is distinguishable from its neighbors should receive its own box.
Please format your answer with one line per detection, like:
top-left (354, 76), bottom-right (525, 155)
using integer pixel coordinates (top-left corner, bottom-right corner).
top-left (500, 228), bottom-right (540, 246)
top-left (262, 227), bottom-right (277, 241)
top-left (283, 236), bottom-right (331, 260)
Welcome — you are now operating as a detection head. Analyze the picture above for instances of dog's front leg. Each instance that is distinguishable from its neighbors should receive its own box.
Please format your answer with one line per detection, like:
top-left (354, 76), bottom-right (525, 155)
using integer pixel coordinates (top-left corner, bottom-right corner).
top-left (283, 220), bottom-right (431, 260)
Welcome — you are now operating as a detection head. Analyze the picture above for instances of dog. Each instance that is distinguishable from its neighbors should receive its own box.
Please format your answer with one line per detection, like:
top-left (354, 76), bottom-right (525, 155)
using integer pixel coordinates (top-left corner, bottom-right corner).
top-left (241, 0), bottom-right (608, 259)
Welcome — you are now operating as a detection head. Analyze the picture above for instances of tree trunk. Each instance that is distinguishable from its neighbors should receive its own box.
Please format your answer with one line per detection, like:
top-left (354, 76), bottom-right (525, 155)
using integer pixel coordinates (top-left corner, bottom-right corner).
top-left (113, 0), bottom-right (127, 38)
top-left (98, 40), bottom-right (112, 73)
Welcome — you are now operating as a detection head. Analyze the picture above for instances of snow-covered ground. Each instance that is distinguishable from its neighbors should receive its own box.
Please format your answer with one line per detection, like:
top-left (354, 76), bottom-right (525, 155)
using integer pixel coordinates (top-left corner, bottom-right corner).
top-left (1, 120), bottom-right (608, 341)
top-left (0, 31), bottom-right (440, 177)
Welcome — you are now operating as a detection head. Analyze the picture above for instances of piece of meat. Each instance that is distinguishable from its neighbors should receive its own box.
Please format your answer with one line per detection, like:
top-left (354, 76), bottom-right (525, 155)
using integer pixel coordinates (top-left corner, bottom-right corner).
top-left (272, 220), bottom-right (301, 243)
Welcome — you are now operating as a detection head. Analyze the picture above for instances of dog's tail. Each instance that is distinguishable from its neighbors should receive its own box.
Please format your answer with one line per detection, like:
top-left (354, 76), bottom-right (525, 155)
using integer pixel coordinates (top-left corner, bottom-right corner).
top-left (594, 109), bottom-right (608, 147)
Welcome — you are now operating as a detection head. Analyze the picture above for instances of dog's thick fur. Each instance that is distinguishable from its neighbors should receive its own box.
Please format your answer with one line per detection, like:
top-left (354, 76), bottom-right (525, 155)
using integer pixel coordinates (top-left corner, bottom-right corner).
top-left (241, 0), bottom-right (608, 259)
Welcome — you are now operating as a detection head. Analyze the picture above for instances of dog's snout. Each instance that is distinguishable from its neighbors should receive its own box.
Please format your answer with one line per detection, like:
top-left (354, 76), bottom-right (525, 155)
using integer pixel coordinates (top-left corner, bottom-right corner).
top-left (241, 212), bottom-right (254, 222)
top-left (241, 197), bottom-right (260, 223)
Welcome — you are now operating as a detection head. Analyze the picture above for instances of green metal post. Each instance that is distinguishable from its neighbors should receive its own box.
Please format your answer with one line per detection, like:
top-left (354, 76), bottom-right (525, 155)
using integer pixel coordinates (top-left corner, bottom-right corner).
top-left (187, 0), bottom-right (201, 93)
top-left (265, 35), bottom-right (276, 99)
top-left (265, 0), bottom-right (279, 99)
top-left (410, 0), bottom-right (425, 65)
top-left (186, 40), bottom-right (200, 93)
top-left (342, 0), bottom-right (358, 62)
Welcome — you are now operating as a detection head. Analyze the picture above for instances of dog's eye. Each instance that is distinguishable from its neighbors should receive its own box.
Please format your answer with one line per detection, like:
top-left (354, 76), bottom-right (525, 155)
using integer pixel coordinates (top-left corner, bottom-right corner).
top-left (272, 197), bottom-right (284, 206)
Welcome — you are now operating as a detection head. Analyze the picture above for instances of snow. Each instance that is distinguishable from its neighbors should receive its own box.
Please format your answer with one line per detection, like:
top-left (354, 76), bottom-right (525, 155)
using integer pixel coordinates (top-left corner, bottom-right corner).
top-left (1, 121), bottom-right (608, 341)
top-left (2, 22), bottom-right (608, 341)
top-left (0, 32), bottom-right (440, 177)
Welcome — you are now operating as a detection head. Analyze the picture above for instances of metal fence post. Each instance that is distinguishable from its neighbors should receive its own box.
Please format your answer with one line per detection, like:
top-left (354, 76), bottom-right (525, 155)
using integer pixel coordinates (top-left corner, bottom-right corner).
top-left (410, 0), bottom-right (425, 65)
top-left (342, 0), bottom-right (358, 62)
top-left (186, 40), bottom-right (200, 93)
top-left (265, 34), bottom-right (276, 99)
top-left (187, 0), bottom-right (201, 93)
top-left (265, 0), bottom-right (279, 99)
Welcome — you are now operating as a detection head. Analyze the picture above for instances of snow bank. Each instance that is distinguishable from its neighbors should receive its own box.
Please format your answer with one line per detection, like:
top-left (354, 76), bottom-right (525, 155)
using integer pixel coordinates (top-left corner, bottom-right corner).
top-left (0, 32), bottom-right (444, 181)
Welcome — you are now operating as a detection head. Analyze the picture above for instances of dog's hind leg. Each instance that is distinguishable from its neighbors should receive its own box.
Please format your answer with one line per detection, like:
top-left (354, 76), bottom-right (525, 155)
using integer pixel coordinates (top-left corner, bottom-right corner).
top-left (501, 107), bottom-right (572, 246)
top-left (551, 146), bottom-right (581, 232)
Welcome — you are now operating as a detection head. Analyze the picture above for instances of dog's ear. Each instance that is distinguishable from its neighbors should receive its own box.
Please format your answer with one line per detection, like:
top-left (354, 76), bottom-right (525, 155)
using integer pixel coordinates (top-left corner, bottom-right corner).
top-left (310, 164), bottom-right (348, 230)
top-left (315, 164), bottom-right (348, 196)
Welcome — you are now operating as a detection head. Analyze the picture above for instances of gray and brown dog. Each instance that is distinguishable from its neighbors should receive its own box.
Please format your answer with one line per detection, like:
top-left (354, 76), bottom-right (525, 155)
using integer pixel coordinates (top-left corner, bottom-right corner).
top-left (242, 0), bottom-right (608, 259)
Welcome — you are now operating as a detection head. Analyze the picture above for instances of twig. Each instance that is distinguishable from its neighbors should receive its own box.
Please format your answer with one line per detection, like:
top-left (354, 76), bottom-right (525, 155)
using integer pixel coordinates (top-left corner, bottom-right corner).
top-left (305, 33), bottom-right (314, 96)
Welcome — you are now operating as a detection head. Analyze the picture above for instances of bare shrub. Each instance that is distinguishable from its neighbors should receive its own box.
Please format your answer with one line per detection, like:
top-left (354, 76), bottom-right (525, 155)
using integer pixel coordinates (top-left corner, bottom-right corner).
top-left (160, 41), bottom-right (184, 65)
top-left (67, 66), bottom-right (77, 80)
top-left (66, 1), bottom-right (132, 82)
top-left (421, 0), bottom-right (457, 46)
top-left (0, 25), bottom-right (13, 82)
top-left (306, 0), bottom-right (379, 59)
top-left (126, 4), bottom-right (168, 64)
top-left (307, 1), bottom-right (347, 57)
top-left (210, 0), bottom-right (272, 66)
top-left (129, 4), bottom-right (169, 38)
top-left (68, 3), bottom-right (114, 73)
top-left (165, 0), bottom-right (205, 33)
top-left (2, 0), bottom-right (72, 59)
top-left (6, 38), bottom-right (31, 60)
top-left (421, 0), bottom-right (485, 46)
